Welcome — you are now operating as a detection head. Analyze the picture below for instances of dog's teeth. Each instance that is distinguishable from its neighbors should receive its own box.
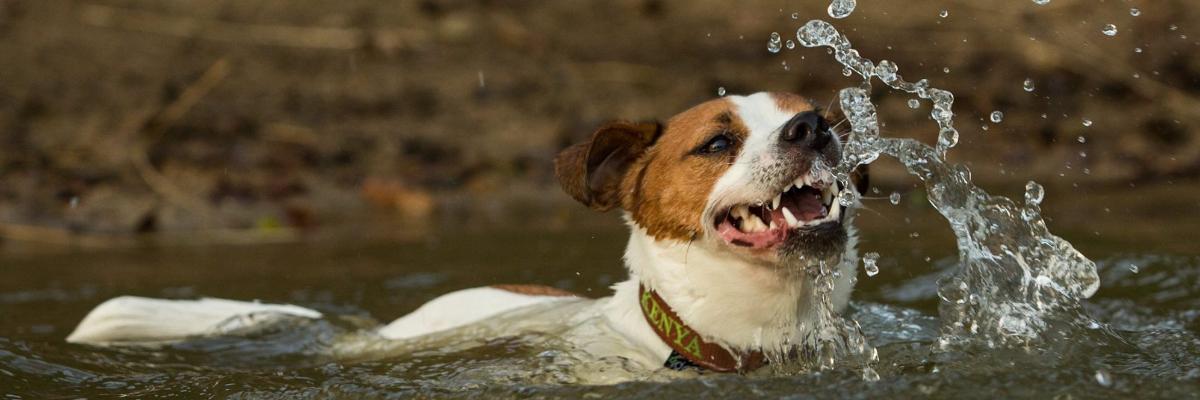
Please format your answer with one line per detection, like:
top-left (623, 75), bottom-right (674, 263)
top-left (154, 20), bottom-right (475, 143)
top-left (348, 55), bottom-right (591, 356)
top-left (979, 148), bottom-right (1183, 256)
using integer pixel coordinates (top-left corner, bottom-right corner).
top-left (769, 219), bottom-right (778, 230)
top-left (782, 207), bottom-right (799, 227)
top-left (771, 194), bottom-right (782, 210)
top-left (823, 187), bottom-right (834, 205)
top-left (744, 215), bottom-right (764, 232)
top-left (794, 176), bottom-right (806, 189)
top-left (733, 205), bottom-right (749, 220)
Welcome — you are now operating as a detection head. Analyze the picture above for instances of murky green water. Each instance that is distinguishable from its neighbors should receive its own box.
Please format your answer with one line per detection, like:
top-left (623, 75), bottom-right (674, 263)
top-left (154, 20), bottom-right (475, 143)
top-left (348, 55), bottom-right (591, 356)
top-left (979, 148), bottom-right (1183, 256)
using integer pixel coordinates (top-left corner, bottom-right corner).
top-left (2, 185), bottom-right (1198, 398)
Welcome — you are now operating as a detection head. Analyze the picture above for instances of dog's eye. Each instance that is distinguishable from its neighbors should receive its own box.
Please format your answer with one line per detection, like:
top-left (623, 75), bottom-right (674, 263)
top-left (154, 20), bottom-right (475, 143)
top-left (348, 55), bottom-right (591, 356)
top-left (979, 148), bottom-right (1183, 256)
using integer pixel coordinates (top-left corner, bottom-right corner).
top-left (698, 134), bottom-right (733, 154)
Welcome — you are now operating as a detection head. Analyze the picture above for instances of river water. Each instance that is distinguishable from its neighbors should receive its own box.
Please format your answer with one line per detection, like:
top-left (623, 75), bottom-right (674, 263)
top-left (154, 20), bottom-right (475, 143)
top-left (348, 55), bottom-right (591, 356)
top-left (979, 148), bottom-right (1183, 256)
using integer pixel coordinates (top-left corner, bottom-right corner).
top-left (1, 194), bottom-right (1198, 398)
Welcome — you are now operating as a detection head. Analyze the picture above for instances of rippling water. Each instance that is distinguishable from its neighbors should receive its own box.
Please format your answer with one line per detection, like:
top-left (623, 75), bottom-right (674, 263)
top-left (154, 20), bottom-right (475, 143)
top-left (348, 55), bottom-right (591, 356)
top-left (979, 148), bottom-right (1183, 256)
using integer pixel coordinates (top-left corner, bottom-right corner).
top-left (1, 200), bottom-right (1198, 398)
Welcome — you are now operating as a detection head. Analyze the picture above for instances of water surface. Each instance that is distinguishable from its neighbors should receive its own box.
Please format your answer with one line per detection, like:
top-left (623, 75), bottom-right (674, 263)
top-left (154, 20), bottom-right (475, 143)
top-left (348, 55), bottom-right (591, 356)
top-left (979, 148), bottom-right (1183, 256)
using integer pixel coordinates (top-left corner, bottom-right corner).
top-left (1, 185), bottom-right (1198, 398)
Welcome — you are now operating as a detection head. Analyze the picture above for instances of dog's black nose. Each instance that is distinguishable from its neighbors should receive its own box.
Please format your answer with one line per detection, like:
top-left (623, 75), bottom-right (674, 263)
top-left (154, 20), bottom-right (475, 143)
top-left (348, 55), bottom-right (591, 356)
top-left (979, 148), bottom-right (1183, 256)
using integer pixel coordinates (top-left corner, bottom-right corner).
top-left (781, 111), bottom-right (832, 150)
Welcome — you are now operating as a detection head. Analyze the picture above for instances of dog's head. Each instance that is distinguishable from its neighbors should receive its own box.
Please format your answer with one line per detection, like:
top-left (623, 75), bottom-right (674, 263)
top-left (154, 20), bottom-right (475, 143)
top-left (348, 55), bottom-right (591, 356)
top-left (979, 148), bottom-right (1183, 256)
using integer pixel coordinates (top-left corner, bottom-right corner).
top-left (556, 92), bottom-right (867, 267)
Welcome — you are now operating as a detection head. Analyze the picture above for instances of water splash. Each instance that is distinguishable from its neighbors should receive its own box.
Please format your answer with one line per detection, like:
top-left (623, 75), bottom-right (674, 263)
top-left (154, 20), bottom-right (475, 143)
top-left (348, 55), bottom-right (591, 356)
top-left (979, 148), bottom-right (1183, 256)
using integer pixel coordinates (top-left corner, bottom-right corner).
top-left (768, 32), bottom-right (783, 53)
top-left (1102, 24), bottom-right (1118, 37)
top-left (863, 252), bottom-right (881, 277)
top-left (794, 18), bottom-right (1101, 352)
top-left (827, 0), bottom-right (856, 19)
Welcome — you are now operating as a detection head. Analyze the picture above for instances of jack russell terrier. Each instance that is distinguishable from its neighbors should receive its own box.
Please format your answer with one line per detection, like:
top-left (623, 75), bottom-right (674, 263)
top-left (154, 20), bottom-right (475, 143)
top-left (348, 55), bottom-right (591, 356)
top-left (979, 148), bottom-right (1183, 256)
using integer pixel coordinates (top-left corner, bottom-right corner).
top-left (67, 92), bottom-right (868, 375)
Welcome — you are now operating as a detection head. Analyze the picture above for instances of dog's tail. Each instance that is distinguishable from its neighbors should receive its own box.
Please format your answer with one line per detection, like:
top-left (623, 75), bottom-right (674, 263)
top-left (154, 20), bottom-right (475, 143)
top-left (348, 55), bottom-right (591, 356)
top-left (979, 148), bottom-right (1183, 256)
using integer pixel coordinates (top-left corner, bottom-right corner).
top-left (66, 296), bottom-right (322, 345)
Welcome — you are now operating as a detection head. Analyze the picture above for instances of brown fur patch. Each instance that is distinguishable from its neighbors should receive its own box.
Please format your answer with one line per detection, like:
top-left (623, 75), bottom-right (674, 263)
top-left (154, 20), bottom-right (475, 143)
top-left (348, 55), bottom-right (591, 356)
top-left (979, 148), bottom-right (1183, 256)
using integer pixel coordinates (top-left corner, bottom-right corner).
top-left (554, 121), bottom-right (661, 211)
top-left (491, 284), bottom-right (580, 297)
top-left (623, 98), bottom-right (749, 242)
top-left (770, 92), bottom-right (817, 114)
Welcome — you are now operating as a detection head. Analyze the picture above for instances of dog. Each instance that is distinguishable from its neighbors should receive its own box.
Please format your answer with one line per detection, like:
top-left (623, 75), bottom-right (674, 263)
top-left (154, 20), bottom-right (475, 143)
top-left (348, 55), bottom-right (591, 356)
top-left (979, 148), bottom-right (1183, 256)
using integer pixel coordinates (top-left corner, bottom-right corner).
top-left (67, 92), bottom-right (868, 376)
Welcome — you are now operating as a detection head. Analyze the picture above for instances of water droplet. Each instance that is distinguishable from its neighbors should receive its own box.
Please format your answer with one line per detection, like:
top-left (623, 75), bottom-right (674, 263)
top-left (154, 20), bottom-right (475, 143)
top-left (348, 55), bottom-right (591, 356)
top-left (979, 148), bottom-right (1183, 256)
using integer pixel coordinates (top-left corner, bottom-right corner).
top-left (938, 128), bottom-right (959, 149)
top-left (1129, 264), bottom-right (1139, 274)
top-left (875, 60), bottom-right (899, 82)
top-left (1023, 78), bottom-right (1035, 92)
top-left (767, 32), bottom-right (783, 53)
top-left (827, 0), bottom-right (856, 19)
top-left (1082, 118), bottom-right (1093, 127)
top-left (863, 252), bottom-right (880, 277)
top-left (69, 196), bottom-right (80, 208)
top-left (889, 192), bottom-right (901, 205)
top-left (791, 12), bottom-right (800, 20)
top-left (785, 39), bottom-right (796, 50)
top-left (1032, 0), bottom-right (1050, 5)
top-left (1094, 370), bottom-right (1112, 387)
top-left (1130, 8), bottom-right (1140, 17)
top-left (1134, 47), bottom-right (1143, 53)
top-left (938, 10), bottom-right (949, 18)
top-left (1024, 181), bottom-right (1045, 206)
top-left (943, 67), bottom-right (950, 74)
top-left (839, 189), bottom-right (858, 207)
top-left (717, 87), bottom-right (726, 96)
top-left (1102, 24), bottom-right (1118, 36)
top-left (1170, 24), bottom-right (1179, 31)
top-left (990, 111), bottom-right (1004, 123)
top-left (907, 99), bottom-right (920, 109)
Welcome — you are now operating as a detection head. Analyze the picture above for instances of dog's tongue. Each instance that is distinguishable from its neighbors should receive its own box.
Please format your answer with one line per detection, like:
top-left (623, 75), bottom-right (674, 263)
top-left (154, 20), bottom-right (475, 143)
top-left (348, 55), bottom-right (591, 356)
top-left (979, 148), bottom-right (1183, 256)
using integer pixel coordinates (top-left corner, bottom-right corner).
top-left (717, 211), bottom-right (788, 249)
top-left (792, 187), bottom-right (828, 221)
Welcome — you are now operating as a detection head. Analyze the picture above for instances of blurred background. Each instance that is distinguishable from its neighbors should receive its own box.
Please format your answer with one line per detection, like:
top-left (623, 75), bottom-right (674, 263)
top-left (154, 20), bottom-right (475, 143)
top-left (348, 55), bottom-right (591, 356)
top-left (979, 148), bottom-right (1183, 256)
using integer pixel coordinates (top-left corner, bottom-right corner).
top-left (0, 0), bottom-right (1196, 248)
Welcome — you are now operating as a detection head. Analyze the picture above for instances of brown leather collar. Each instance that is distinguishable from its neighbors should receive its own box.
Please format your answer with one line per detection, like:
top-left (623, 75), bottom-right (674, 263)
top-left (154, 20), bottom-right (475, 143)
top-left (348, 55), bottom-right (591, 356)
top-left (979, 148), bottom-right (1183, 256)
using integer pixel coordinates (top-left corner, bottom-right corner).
top-left (638, 284), bottom-right (766, 373)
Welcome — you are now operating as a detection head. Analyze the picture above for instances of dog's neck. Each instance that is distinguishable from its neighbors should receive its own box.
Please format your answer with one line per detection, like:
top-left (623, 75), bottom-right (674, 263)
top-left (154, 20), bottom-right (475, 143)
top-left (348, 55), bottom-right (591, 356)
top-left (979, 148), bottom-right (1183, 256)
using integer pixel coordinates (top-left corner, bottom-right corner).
top-left (617, 220), bottom-right (857, 355)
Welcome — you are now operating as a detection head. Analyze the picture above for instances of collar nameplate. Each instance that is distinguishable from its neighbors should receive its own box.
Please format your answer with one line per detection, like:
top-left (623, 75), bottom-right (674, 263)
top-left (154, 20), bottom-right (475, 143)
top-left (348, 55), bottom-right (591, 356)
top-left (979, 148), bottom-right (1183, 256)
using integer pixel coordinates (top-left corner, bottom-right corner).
top-left (638, 284), bottom-right (766, 373)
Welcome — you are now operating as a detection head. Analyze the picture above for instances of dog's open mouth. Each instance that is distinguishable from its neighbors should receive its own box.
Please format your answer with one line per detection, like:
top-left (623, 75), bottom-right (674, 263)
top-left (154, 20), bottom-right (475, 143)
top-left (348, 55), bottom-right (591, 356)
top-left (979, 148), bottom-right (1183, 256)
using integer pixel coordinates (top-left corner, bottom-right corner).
top-left (714, 174), bottom-right (844, 250)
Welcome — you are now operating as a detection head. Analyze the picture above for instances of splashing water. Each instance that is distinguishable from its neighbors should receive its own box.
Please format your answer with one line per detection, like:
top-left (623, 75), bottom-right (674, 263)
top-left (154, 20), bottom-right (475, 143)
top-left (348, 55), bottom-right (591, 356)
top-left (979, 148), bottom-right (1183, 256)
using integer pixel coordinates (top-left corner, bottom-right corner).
top-left (827, 0), bottom-right (855, 19)
top-left (1102, 24), bottom-right (1118, 37)
top-left (768, 32), bottom-right (783, 53)
top-left (793, 18), bottom-right (1102, 358)
top-left (863, 252), bottom-right (881, 277)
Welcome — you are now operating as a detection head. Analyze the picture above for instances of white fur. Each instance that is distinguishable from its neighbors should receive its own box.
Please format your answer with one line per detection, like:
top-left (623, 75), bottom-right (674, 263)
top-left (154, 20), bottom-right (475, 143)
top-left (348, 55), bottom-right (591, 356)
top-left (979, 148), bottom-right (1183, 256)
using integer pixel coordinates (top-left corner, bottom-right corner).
top-left (709, 93), bottom-right (797, 205)
top-left (378, 287), bottom-right (575, 340)
top-left (614, 221), bottom-right (858, 354)
top-left (66, 296), bottom-right (322, 344)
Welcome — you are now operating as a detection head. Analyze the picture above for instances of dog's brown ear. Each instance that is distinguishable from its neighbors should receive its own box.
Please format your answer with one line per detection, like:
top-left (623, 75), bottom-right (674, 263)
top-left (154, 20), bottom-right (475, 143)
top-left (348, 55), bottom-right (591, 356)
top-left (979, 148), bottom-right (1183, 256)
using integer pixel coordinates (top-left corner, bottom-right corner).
top-left (555, 121), bottom-right (662, 211)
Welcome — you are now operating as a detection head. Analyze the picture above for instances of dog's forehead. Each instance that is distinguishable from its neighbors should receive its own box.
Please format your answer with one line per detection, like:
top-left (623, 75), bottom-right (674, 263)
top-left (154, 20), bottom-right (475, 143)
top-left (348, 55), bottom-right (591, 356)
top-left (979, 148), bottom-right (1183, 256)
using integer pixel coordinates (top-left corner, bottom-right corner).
top-left (666, 92), bottom-right (815, 137)
top-left (728, 92), bottom-right (816, 133)
top-left (662, 91), bottom-right (820, 141)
